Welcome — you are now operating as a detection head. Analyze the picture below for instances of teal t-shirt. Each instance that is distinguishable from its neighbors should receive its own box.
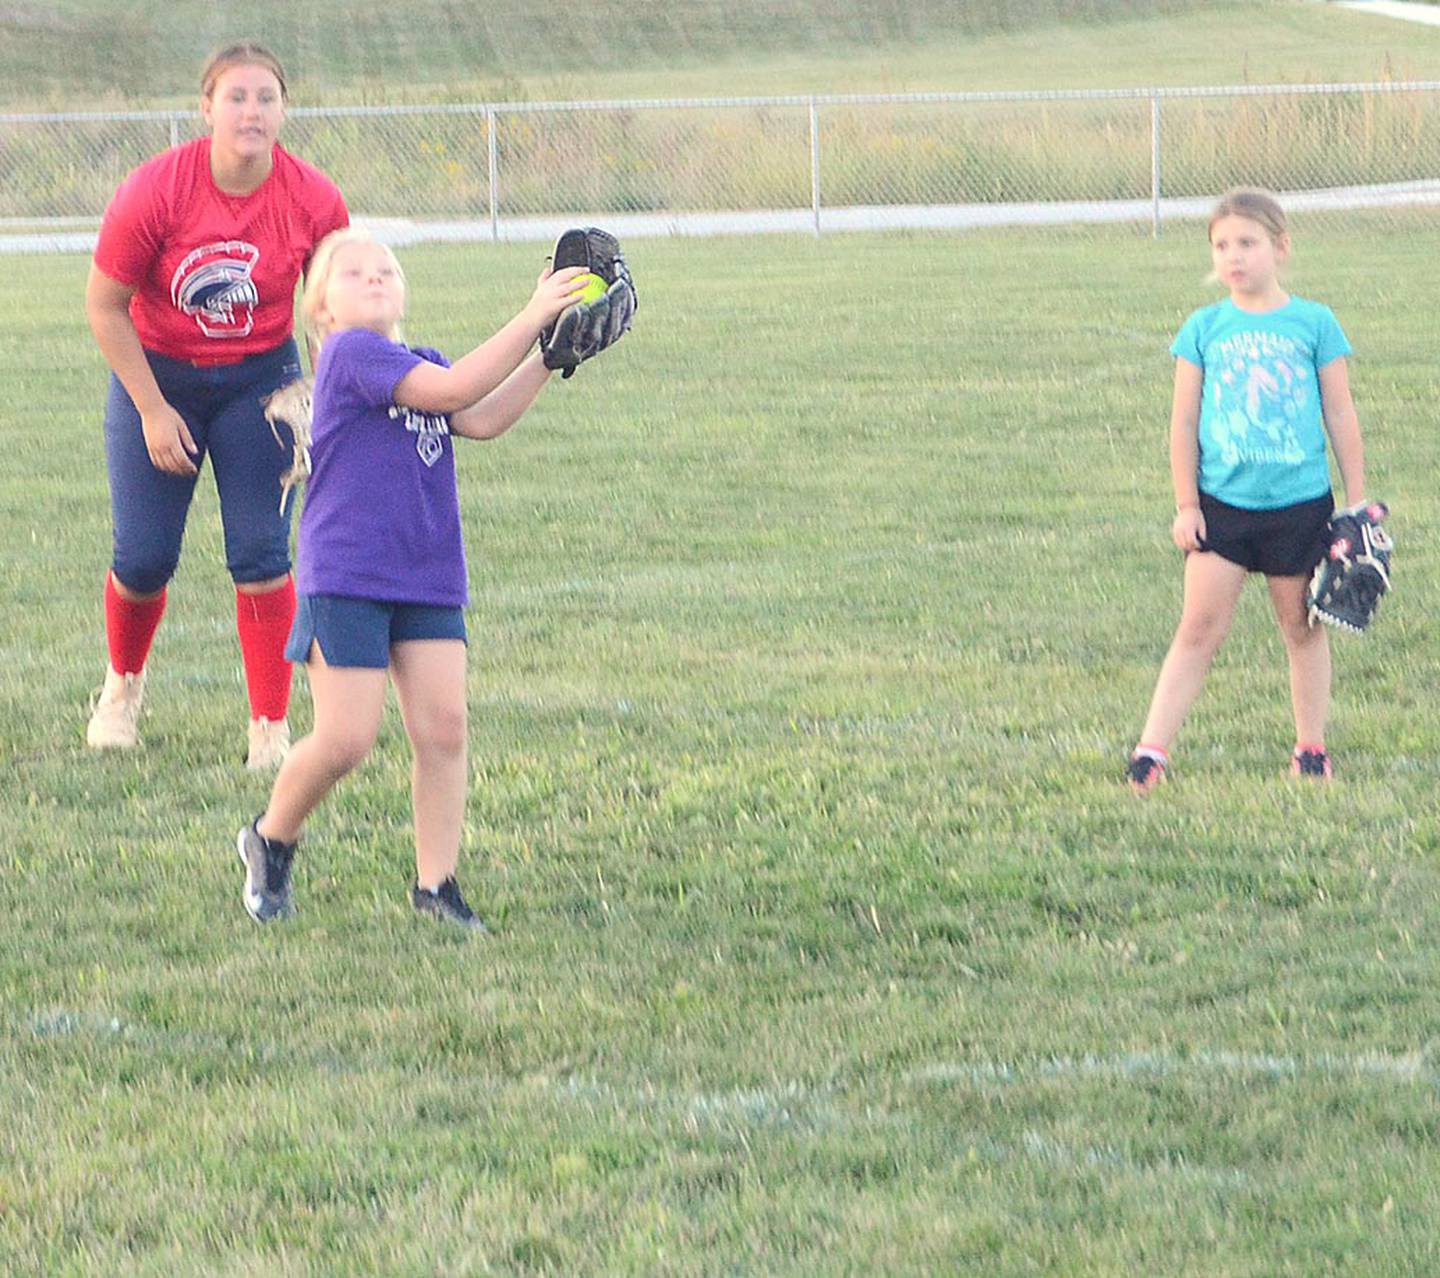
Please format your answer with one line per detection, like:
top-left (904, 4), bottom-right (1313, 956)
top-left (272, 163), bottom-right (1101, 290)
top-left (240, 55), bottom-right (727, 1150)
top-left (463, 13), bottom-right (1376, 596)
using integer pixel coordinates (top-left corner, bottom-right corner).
top-left (1171, 296), bottom-right (1351, 510)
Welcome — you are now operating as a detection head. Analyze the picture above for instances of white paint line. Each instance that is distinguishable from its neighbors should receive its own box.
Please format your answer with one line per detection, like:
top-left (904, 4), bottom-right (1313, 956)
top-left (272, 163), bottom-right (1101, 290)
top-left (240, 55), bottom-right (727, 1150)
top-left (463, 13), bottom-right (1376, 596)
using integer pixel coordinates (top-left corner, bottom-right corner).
top-left (905, 1048), bottom-right (1438, 1088)
top-left (48, 1010), bottom-right (1423, 1188)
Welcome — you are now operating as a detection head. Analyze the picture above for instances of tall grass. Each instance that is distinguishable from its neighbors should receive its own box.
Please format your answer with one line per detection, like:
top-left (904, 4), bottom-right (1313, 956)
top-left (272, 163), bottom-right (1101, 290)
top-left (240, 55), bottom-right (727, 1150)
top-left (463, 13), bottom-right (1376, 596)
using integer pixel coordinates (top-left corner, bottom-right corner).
top-left (2, 224), bottom-right (1439, 1274)
top-left (7, 85), bottom-right (1440, 222)
top-left (9, 2), bottom-right (1440, 224)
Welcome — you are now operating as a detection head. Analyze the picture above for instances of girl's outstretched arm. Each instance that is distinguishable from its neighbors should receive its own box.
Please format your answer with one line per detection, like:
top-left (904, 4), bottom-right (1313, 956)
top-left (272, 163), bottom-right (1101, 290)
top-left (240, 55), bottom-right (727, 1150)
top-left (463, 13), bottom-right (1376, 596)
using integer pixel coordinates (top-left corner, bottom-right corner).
top-left (1169, 357), bottom-right (1206, 551)
top-left (449, 352), bottom-right (553, 440)
top-left (1318, 357), bottom-right (1365, 506)
top-left (393, 266), bottom-right (586, 415)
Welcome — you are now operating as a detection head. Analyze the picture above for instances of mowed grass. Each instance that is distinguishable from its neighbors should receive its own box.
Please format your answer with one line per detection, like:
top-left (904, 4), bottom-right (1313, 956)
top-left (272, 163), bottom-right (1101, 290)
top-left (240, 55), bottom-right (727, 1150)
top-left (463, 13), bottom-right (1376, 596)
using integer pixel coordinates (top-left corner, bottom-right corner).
top-left (2, 224), bottom-right (1439, 1274)
top-left (7, 0), bottom-right (1440, 107)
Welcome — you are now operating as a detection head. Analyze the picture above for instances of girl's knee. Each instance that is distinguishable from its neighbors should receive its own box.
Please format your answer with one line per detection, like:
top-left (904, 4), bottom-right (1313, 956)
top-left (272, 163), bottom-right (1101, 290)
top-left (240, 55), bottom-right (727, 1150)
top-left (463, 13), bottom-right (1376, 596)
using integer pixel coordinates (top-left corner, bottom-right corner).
top-left (1278, 615), bottom-right (1323, 651)
top-left (1174, 612), bottom-right (1228, 652)
top-left (112, 557), bottom-right (177, 598)
top-left (314, 730), bottom-right (375, 776)
top-left (221, 499), bottom-right (292, 585)
top-left (226, 545), bottom-right (292, 587)
top-left (410, 709), bottom-right (467, 761)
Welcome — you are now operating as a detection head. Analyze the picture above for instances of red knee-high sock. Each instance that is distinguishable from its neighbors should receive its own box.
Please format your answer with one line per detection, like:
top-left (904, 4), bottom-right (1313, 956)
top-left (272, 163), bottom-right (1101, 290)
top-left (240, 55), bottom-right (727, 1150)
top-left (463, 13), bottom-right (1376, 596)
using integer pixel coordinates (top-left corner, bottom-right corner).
top-left (104, 572), bottom-right (166, 676)
top-left (235, 577), bottom-right (296, 722)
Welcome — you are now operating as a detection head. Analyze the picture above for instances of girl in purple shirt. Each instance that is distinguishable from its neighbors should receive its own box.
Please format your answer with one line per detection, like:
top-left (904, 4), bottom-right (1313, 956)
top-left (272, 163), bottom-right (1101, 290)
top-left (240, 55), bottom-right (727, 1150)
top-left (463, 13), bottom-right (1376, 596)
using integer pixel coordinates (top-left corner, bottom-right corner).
top-left (236, 226), bottom-right (588, 929)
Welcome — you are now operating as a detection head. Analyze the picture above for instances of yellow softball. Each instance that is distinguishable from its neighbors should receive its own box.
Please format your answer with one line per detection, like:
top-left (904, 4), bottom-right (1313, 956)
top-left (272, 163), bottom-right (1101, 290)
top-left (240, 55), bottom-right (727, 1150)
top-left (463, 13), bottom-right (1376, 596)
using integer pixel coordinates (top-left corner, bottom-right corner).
top-left (574, 272), bottom-right (607, 305)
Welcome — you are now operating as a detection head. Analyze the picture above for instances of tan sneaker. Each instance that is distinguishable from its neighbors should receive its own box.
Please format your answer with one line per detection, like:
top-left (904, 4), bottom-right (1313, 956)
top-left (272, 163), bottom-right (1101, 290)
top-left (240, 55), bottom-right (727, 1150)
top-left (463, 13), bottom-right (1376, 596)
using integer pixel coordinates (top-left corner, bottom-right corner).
top-left (246, 716), bottom-right (291, 770)
top-left (86, 666), bottom-right (147, 749)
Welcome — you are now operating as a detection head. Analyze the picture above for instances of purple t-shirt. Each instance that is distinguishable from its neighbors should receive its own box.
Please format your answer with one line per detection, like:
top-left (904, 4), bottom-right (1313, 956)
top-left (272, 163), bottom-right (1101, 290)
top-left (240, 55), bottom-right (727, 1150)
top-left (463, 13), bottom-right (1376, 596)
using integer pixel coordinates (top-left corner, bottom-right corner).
top-left (296, 326), bottom-right (468, 606)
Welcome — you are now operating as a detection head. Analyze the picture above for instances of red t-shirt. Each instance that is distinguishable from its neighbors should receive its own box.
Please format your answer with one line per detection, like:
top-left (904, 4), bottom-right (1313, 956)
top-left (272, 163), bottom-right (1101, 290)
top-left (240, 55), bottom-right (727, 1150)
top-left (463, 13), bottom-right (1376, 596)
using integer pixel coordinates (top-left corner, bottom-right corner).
top-left (93, 138), bottom-right (349, 365)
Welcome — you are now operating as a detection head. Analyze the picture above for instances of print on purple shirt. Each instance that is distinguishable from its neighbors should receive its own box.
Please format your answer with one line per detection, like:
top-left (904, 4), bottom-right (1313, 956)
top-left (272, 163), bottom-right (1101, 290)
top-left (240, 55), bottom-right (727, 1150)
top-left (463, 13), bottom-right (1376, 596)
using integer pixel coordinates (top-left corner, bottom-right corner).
top-left (296, 326), bottom-right (469, 606)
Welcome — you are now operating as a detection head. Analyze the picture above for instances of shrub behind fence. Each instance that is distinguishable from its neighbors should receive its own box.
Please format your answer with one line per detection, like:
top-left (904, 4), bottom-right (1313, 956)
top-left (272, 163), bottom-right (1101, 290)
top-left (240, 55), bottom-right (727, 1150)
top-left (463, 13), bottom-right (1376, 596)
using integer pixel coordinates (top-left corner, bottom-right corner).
top-left (4, 82), bottom-right (1439, 238)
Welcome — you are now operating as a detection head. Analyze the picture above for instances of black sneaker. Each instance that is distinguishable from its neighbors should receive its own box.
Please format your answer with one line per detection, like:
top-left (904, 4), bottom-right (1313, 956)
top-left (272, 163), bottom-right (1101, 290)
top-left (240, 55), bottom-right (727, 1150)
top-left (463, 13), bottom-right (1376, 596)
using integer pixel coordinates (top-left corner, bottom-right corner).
top-left (1125, 752), bottom-right (1167, 794)
top-left (236, 819), bottom-right (296, 922)
top-left (1291, 748), bottom-right (1334, 780)
top-left (412, 877), bottom-right (489, 933)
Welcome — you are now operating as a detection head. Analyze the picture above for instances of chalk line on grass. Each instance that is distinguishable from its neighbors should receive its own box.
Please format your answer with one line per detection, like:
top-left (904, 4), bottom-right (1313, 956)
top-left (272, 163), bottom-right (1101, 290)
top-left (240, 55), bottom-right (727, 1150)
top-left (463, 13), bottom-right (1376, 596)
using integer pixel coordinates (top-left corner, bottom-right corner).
top-left (23, 1007), bottom-right (1438, 1191)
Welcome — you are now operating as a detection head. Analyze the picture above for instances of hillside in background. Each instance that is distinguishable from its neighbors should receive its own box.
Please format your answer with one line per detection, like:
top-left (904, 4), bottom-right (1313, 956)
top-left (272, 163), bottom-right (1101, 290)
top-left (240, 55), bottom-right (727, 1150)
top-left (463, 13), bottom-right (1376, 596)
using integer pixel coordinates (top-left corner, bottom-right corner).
top-left (6, 0), bottom-right (1440, 108)
top-left (0, 0), bottom-right (1189, 104)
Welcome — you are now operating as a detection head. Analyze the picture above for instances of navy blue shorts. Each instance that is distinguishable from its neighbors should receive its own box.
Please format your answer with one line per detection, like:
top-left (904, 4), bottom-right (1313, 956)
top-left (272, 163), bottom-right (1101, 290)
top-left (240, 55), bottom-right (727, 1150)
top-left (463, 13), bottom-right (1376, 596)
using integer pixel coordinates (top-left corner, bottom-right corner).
top-left (285, 594), bottom-right (468, 669)
top-left (103, 340), bottom-right (303, 594)
top-left (1198, 491), bottom-right (1334, 577)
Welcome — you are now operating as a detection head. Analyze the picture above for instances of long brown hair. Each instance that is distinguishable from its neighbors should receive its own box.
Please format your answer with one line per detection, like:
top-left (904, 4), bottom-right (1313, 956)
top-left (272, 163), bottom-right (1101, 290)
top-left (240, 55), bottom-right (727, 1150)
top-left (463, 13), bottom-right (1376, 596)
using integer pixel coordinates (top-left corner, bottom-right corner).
top-left (200, 42), bottom-right (289, 102)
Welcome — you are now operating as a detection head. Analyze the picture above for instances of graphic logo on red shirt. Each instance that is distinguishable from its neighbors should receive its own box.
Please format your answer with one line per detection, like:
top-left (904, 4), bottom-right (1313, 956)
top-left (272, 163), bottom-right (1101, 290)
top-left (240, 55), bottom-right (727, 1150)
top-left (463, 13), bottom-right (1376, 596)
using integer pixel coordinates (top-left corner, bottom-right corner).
top-left (169, 240), bottom-right (261, 339)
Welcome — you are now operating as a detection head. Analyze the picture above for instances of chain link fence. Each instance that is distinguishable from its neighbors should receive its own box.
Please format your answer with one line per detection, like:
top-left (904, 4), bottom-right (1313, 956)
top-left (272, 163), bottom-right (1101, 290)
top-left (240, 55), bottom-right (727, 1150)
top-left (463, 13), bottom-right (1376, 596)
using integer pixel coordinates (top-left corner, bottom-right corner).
top-left (4, 81), bottom-right (1440, 248)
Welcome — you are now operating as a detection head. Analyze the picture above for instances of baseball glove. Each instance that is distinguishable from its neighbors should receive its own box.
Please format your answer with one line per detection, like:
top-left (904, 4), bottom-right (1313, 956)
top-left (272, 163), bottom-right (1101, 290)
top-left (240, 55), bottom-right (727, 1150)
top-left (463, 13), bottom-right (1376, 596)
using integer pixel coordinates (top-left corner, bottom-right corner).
top-left (1307, 501), bottom-right (1393, 633)
top-left (539, 226), bottom-right (637, 378)
top-left (262, 377), bottom-right (314, 515)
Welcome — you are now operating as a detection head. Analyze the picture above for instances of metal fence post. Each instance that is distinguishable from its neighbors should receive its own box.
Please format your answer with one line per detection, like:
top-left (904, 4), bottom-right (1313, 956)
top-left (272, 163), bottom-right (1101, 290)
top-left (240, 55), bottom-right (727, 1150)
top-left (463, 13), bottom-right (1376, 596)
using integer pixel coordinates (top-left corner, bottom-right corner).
top-left (486, 105), bottom-right (499, 242)
top-left (1150, 93), bottom-right (1162, 238)
top-left (808, 97), bottom-right (821, 237)
top-left (9, 82), bottom-right (1440, 236)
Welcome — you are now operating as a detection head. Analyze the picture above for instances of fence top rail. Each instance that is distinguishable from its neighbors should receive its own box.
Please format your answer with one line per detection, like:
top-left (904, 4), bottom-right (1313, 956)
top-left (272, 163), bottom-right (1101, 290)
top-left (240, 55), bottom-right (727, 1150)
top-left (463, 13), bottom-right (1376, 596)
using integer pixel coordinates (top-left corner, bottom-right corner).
top-left (484, 80), bottom-right (1440, 113)
top-left (6, 79), bottom-right (1440, 124)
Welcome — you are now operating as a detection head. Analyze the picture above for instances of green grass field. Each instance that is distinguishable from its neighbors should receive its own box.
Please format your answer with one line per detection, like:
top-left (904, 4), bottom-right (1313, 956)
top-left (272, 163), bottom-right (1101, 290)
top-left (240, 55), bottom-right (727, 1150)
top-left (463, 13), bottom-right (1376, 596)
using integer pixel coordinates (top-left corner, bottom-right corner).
top-left (2, 222), bottom-right (1438, 1274)
top-left (6, 0), bottom-right (1440, 1271)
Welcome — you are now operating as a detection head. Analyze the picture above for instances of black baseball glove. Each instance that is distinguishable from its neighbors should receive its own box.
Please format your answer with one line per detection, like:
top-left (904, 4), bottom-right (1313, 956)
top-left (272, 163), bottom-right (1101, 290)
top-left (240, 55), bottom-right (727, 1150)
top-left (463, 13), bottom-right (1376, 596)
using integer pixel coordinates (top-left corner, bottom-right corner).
top-left (1307, 501), bottom-right (1393, 633)
top-left (539, 227), bottom-right (637, 378)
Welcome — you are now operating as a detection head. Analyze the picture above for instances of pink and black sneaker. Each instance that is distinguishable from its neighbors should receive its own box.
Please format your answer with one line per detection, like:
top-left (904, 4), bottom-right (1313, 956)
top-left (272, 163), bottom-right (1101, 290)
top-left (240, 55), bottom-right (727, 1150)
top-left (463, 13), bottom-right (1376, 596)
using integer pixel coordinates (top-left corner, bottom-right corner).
top-left (1291, 745), bottom-right (1333, 780)
top-left (1126, 748), bottom-right (1168, 794)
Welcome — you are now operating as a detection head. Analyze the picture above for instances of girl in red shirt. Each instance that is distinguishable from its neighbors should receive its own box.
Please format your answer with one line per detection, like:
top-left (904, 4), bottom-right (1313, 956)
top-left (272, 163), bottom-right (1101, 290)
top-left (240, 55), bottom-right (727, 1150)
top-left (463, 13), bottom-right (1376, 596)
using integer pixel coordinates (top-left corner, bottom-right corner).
top-left (85, 42), bottom-right (349, 768)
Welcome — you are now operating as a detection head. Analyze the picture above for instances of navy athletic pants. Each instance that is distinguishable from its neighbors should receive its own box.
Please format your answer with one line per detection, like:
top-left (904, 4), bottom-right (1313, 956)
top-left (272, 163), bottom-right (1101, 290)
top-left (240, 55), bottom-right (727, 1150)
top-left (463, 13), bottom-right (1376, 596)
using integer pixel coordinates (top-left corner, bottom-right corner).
top-left (103, 340), bottom-right (303, 594)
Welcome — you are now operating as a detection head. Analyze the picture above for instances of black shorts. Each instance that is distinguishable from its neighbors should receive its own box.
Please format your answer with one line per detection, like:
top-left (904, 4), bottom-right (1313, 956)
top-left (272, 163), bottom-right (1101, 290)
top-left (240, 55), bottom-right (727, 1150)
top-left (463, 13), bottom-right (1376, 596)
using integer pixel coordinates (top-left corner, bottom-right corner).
top-left (1198, 491), bottom-right (1333, 577)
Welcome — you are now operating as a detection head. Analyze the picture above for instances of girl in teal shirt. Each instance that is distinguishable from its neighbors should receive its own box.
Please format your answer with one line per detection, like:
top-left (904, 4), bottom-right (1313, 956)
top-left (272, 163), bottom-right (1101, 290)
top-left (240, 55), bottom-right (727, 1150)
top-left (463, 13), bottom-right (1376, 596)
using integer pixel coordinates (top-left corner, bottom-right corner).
top-left (1128, 188), bottom-right (1368, 791)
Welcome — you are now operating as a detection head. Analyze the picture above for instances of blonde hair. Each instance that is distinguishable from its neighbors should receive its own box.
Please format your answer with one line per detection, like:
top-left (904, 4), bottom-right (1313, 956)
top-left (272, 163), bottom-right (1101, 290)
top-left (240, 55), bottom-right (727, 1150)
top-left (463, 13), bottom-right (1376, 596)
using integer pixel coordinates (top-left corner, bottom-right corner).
top-left (200, 42), bottom-right (289, 102)
top-left (1207, 187), bottom-right (1288, 243)
top-left (301, 227), bottom-right (407, 346)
